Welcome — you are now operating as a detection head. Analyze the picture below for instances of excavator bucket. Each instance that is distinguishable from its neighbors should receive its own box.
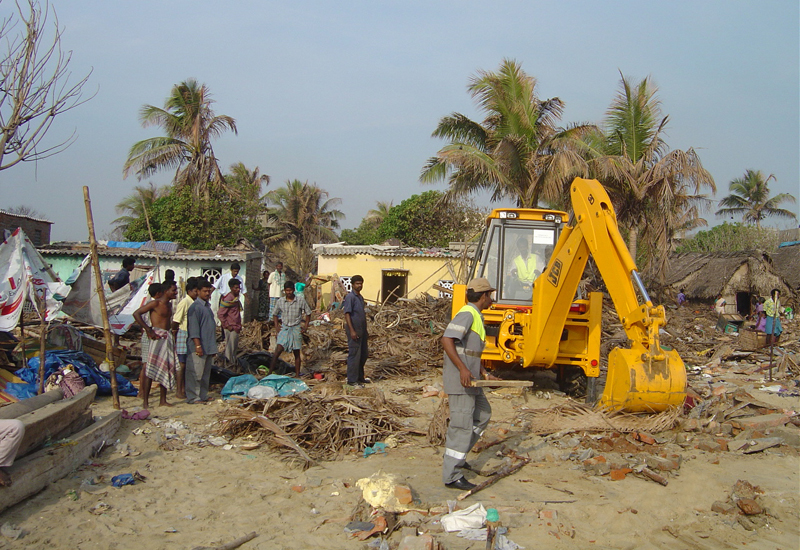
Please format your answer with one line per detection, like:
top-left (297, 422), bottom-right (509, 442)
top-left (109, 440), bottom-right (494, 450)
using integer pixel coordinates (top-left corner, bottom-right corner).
top-left (598, 346), bottom-right (687, 413)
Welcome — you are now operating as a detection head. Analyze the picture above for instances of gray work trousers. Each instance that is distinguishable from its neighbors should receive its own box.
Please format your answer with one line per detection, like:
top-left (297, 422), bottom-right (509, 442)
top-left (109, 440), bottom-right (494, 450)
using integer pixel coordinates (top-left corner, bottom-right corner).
top-left (186, 353), bottom-right (214, 403)
top-left (442, 391), bottom-right (492, 484)
top-left (0, 419), bottom-right (25, 467)
top-left (223, 329), bottom-right (239, 366)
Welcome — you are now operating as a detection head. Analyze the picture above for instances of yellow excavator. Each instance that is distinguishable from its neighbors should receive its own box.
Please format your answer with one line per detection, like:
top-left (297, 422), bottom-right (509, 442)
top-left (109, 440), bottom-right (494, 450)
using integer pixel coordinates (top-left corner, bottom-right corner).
top-left (451, 177), bottom-right (686, 412)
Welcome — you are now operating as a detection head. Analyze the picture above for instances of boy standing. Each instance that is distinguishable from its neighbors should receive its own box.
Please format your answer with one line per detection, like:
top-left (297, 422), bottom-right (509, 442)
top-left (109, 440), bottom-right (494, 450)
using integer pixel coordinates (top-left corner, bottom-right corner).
top-left (269, 281), bottom-right (311, 378)
top-left (343, 275), bottom-right (369, 387)
top-left (217, 279), bottom-right (243, 368)
top-left (171, 277), bottom-right (198, 399)
top-left (133, 281), bottom-right (178, 408)
top-left (187, 279), bottom-right (216, 403)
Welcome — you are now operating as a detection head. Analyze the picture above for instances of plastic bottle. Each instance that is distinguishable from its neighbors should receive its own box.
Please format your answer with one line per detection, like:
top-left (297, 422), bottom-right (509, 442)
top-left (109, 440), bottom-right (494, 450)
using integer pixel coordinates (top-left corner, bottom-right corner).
top-left (485, 507), bottom-right (501, 550)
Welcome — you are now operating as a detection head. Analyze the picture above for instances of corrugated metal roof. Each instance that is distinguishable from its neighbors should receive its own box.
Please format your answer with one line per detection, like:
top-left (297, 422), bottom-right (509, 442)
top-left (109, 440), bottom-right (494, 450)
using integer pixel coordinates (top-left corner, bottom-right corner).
top-left (312, 243), bottom-right (469, 258)
top-left (39, 242), bottom-right (260, 262)
top-left (0, 209), bottom-right (54, 224)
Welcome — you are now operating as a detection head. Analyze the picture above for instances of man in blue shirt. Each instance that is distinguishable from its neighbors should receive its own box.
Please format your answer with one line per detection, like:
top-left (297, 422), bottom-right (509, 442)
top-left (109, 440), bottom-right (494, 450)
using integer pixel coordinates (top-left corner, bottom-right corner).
top-left (343, 275), bottom-right (368, 387)
top-left (186, 279), bottom-right (217, 403)
top-left (108, 256), bottom-right (135, 292)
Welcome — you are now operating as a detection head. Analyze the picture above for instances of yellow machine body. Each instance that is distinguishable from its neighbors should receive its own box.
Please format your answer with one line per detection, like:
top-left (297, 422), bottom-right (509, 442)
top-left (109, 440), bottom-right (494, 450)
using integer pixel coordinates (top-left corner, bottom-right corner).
top-left (453, 177), bottom-right (686, 412)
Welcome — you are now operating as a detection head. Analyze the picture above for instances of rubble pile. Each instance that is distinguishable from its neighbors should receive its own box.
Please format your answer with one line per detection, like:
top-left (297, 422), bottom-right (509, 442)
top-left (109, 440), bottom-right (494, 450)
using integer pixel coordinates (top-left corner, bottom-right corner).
top-left (216, 384), bottom-right (419, 465)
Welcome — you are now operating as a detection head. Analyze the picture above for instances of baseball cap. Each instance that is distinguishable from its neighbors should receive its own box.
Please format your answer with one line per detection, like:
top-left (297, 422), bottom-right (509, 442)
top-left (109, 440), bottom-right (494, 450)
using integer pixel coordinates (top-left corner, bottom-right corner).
top-left (466, 277), bottom-right (496, 293)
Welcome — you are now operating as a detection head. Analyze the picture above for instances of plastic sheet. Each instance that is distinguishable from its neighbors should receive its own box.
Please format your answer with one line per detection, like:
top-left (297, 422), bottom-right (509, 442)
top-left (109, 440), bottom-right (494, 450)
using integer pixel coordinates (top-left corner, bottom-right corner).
top-left (17, 350), bottom-right (138, 396)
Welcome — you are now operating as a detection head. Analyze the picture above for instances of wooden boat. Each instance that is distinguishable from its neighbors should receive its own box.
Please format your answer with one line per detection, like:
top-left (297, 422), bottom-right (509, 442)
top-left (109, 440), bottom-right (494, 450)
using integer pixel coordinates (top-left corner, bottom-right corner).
top-left (0, 385), bottom-right (121, 514)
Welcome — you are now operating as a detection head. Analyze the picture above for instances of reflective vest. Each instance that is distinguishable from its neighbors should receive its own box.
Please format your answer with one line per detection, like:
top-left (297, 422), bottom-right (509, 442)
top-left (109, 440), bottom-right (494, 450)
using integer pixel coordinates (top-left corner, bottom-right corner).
top-left (514, 254), bottom-right (537, 283)
top-left (457, 304), bottom-right (485, 341)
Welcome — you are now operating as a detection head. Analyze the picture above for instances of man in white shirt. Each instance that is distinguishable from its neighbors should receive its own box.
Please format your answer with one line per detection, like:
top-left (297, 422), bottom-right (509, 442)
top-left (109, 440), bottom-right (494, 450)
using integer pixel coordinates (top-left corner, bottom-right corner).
top-left (267, 262), bottom-right (286, 320)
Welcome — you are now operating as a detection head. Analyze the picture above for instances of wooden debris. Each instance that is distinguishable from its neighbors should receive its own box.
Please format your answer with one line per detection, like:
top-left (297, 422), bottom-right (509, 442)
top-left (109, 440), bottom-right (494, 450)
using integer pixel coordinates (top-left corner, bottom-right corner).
top-left (456, 458), bottom-right (530, 500)
top-left (217, 386), bottom-right (417, 464)
top-left (635, 466), bottom-right (668, 486)
top-left (427, 396), bottom-right (448, 446)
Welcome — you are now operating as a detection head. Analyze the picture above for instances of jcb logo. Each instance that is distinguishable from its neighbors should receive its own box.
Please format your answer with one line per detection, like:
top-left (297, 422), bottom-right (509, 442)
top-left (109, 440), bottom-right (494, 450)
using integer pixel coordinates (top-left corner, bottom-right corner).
top-left (548, 259), bottom-right (562, 287)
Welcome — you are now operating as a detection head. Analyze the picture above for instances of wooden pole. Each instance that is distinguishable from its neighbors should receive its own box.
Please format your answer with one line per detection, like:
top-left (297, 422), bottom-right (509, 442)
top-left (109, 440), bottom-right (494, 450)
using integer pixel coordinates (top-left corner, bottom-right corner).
top-left (141, 197), bottom-right (161, 281)
top-left (37, 288), bottom-right (47, 395)
top-left (83, 187), bottom-right (120, 409)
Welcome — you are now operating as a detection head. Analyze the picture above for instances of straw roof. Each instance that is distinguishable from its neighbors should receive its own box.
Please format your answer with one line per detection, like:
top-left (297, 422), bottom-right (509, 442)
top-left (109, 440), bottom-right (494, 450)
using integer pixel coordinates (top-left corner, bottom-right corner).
top-left (770, 244), bottom-right (800, 290)
top-left (665, 251), bottom-right (791, 301)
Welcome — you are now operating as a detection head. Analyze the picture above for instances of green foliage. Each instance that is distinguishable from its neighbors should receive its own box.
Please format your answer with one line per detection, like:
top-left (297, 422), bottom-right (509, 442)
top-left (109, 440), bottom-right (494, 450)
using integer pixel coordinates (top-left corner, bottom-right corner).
top-left (675, 222), bottom-right (782, 253)
top-left (340, 219), bottom-right (381, 245)
top-left (122, 163), bottom-right (268, 249)
top-left (374, 191), bottom-right (484, 248)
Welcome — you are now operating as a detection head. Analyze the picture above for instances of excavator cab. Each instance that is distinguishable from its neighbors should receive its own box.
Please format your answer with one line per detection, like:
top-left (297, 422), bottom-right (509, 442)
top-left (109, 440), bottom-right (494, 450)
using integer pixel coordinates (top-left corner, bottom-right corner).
top-left (453, 178), bottom-right (686, 413)
top-left (472, 209), bottom-right (566, 304)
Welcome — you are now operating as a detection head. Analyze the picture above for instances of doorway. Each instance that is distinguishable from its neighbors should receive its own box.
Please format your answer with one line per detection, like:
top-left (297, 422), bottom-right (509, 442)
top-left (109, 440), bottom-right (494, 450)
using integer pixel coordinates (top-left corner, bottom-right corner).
top-left (381, 270), bottom-right (408, 303)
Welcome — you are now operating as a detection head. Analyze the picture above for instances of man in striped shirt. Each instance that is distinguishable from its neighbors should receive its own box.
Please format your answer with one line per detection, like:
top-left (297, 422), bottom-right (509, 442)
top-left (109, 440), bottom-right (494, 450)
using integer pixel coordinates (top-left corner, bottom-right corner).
top-left (269, 281), bottom-right (311, 378)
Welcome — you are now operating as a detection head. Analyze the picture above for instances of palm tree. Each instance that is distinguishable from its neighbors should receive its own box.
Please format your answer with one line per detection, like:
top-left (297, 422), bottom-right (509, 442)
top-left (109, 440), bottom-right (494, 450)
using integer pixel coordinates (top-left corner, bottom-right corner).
top-left (112, 182), bottom-right (169, 235)
top-left (263, 180), bottom-right (344, 275)
top-left (584, 73), bottom-right (715, 273)
top-left (123, 79), bottom-right (237, 204)
top-left (365, 200), bottom-right (393, 227)
top-left (715, 170), bottom-right (796, 228)
top-left (421, 59), bottom-right (593, 208)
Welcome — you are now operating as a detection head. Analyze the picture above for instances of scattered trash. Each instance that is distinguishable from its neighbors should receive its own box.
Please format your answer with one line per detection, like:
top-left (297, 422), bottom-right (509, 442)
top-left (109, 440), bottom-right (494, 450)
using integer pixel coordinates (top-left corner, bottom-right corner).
top-left (111, 471), bottom-right (146, 488)
top-left (441, 502), bottom-right (487, 532)
top-left (363, 442), bottom-right (387, 458)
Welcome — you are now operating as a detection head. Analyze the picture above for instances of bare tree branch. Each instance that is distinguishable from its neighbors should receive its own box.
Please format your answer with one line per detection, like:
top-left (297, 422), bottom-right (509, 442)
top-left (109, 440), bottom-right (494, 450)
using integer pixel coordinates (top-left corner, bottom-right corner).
top-left (0, 0), bottom-right (94, 171)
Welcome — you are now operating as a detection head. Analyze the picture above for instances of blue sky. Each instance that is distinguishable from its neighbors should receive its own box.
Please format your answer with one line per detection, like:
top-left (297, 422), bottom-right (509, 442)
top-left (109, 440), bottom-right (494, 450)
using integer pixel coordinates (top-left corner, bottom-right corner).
top-left (2, 1), bottom-right (798, 241)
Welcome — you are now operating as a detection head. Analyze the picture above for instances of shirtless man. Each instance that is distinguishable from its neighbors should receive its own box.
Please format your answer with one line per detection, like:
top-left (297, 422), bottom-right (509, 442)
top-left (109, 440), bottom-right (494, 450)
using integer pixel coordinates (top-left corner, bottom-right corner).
top-left (134, 281), bottom-right (179, 408)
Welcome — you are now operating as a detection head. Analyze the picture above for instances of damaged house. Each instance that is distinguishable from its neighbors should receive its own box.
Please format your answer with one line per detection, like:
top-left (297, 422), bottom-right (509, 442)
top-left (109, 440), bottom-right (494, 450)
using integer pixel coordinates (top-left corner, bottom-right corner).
top-left (665, 251), bottom-right (794, 316)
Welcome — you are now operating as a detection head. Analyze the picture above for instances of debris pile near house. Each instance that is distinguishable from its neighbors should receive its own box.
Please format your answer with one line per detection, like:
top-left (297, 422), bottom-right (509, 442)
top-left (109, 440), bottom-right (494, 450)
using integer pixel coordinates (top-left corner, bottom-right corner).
top-left (215, 384), bottom-right (420, 466)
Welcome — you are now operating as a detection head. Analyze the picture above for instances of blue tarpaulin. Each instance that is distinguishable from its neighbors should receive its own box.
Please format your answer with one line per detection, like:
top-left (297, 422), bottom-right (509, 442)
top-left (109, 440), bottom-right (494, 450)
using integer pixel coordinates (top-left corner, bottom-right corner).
top-left (221, 374), bottom-right (309, 401)
top-left (16, 350), bottom-right (138, 396)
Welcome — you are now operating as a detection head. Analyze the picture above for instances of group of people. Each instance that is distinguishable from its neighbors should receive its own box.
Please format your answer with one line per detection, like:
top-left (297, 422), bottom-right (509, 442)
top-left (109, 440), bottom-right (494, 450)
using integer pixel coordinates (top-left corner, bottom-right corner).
top-left (128, 260), bottom-right (323, 409)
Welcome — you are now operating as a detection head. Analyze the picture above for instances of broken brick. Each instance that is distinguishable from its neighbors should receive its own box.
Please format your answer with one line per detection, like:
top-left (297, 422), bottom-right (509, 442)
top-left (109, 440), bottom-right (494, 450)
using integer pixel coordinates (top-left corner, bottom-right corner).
top-left (394, 485), bottom-right (413, 505)
top-left (736, 498), bottom-right (763, 516)
top-left (610, 468), bottom-right (632, 481)
top-left (730, 413), bottom-right (793, 432)
top-left (539, 509), bottom-right (558, 521)
top-left (634, 432), bottom-right (656, 445)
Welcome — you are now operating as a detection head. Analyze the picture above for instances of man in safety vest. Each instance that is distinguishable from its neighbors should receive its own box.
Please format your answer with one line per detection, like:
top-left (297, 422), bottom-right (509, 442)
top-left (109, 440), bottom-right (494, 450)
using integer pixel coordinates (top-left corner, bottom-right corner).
top-left (441, 277), bottom-right (499, 490)
top-left (512, 237), bottom-right (537, 284)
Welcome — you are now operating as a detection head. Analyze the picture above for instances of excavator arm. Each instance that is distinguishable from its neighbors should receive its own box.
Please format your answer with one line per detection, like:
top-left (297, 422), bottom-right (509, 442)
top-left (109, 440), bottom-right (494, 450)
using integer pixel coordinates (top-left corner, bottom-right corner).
top-left (523, 178), bottom-right (686, 412)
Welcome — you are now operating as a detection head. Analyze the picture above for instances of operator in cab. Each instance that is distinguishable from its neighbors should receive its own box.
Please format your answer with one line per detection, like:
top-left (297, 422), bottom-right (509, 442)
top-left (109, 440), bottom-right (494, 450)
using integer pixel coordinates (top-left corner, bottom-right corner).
top-left (509, 236), bottom-right (540, 299)
top-left (440, 278), bottom-right (499, 490)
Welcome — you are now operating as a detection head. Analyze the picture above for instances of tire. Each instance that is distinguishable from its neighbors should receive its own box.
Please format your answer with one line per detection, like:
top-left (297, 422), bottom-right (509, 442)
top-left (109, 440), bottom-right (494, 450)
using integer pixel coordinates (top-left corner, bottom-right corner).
top-left (558, 366), bottom-right (587, 397)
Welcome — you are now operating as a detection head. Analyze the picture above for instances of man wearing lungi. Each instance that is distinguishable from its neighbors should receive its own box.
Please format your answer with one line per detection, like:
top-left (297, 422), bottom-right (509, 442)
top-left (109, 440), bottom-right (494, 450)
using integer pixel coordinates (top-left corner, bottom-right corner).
top-left (267, 262), bottom-right (286, 319)
top-left (134, 281), bottom-right (178, 409)
top-left (186, 279), bottom-right (217, 403)
top-left (269, 281), bottom-right (311, 378)
top-left (172, 277), bottom-right (199, 399)
top-left (441, 278), bottom-right (499, 490)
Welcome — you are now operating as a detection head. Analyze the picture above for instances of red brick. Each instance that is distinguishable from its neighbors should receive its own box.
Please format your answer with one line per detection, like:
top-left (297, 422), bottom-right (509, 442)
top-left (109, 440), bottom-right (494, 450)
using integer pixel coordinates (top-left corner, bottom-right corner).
top-left (539, 509), bottom-right (558, 521)
top-left (737, 498), bottom-right (763, 516)
top-left (394, 485), bottom-right (413, 505)
top-left (610, 468), bottom-right (632, 481)
top-left (634, 432), bottom-right (656, 445)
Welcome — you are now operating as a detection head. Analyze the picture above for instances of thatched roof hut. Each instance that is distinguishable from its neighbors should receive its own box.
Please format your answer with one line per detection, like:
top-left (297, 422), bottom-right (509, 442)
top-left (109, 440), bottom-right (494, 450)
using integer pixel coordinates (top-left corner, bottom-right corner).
top-left (665, 251), bottom-right (794, 313)
top-left (770, 244), bottom-right (800, 291)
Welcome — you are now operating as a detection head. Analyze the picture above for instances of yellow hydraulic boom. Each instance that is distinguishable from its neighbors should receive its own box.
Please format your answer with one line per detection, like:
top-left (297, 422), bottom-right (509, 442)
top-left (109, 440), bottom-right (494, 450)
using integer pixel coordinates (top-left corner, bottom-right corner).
top-left (452, 177), bottom-right (686, 412)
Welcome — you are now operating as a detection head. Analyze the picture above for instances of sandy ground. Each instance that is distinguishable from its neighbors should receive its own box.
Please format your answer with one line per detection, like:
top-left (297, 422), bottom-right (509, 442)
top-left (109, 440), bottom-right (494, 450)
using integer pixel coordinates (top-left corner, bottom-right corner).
top-left (1, 364), bottom-right (798, 550)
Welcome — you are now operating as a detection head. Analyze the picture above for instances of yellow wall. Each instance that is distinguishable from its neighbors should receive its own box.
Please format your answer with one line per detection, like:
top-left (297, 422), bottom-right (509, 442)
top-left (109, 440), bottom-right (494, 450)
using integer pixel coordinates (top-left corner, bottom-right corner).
top-left (317, 254), bottom-right (457, 304)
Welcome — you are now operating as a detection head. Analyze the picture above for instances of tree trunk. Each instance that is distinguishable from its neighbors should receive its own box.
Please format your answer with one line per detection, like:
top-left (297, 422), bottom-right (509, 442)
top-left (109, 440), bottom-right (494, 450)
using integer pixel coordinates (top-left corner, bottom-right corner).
top-left (627, 225), bottom-right (639, 263)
